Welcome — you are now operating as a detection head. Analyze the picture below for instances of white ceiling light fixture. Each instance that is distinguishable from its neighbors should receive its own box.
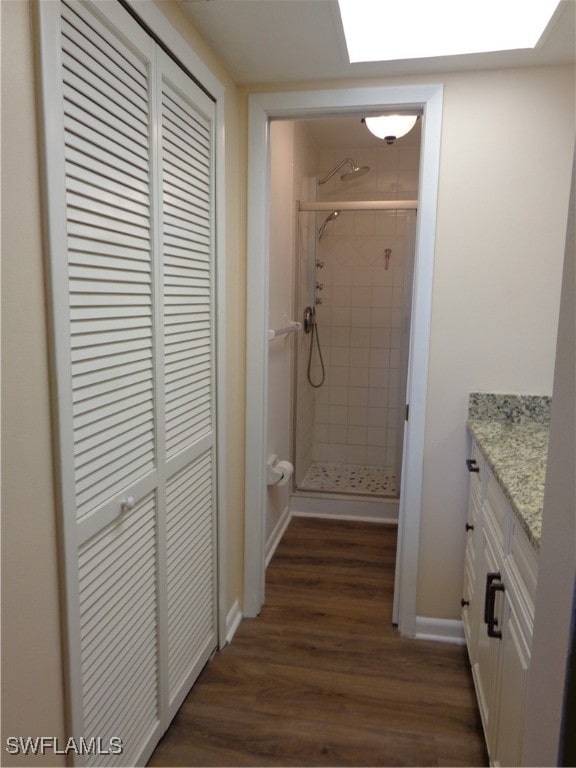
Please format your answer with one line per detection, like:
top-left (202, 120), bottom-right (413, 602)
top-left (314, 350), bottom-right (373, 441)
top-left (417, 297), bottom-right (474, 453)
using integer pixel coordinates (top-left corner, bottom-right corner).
top-left (338, 0), bottom-right (563, 63)
top-left (363, 115), bottom-right (418, 144)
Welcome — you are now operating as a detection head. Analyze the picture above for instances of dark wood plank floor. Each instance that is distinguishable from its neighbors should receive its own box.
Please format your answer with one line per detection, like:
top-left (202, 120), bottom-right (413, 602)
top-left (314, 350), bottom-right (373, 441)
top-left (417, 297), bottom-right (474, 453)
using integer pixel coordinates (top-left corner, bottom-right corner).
top-left (149, 517), bottom-right (488, 767)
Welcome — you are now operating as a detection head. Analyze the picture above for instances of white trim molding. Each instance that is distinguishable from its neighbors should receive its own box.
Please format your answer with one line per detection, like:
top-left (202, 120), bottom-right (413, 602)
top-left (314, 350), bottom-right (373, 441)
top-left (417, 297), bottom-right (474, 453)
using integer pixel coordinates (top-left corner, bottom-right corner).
top-left (225, 600), bottom-right (243, 645)
top-left (244, 85), bottom-right (444, 637)
top-left (265, 505), bottom-right (292, 568)
top-left (415, 617), bottom-right (466, 645)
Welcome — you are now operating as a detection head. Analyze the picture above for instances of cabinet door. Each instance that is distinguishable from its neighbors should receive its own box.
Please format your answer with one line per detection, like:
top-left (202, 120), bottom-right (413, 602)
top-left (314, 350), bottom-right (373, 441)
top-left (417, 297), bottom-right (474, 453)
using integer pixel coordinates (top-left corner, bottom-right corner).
top-left (494, 586), bottom-right (531, 766)
top-left (462, 491), bottom-right (481, 661)
top-left (472, 535), bottom-right (503, 753)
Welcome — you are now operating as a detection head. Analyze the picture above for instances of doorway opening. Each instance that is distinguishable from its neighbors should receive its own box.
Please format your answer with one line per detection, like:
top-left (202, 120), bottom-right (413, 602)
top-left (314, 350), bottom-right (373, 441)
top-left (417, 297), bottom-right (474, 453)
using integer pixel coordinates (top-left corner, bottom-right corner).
top-left (244, 85), bottom-right (443, 637)
top-left (290, 119), bottom-right (420, 512)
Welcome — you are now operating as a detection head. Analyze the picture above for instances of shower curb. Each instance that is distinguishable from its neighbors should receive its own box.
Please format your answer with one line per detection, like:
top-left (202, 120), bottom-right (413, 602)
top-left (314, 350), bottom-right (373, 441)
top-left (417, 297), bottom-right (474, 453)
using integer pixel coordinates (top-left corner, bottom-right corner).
top-left (290, 492), bottom-right (399, 524)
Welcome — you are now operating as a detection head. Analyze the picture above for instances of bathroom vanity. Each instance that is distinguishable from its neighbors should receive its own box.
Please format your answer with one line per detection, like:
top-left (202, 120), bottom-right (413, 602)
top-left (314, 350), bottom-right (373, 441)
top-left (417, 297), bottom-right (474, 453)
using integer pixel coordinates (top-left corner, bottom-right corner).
top-left (462, 394), bottom-right (549, 767)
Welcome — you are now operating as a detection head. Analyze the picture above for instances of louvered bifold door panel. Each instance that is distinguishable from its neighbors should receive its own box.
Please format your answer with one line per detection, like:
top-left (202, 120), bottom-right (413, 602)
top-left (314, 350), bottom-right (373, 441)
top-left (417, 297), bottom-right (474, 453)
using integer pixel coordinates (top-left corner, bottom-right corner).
top-left (161, 63), bottom-right (214, 458)
top-left (166, 450), bottom-right (216, 701)
top-left (61, 0), bottom-right (156, 524)
top-left (42, 2), bottom-right (163, 765)
top-left (40, 1), bottom-right (219, 762)
top-left (78, 494), bottom-right (159, 767)
top-left (158, 53), bottom-right (217, 714)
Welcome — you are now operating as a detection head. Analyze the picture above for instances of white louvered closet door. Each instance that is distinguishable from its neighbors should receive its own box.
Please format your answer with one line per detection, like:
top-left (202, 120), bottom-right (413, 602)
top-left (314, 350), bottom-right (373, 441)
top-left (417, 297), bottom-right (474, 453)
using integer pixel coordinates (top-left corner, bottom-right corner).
top-left (157, 51), bottom-right (218, 719)
top-left (38, 2), bottom-right (218, 765)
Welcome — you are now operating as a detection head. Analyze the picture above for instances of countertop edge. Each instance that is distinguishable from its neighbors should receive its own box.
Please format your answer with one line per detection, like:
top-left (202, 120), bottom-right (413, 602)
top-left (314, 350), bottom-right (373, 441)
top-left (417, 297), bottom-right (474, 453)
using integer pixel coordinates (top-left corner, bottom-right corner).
top-left (467, 419), bottom-right (544, 551)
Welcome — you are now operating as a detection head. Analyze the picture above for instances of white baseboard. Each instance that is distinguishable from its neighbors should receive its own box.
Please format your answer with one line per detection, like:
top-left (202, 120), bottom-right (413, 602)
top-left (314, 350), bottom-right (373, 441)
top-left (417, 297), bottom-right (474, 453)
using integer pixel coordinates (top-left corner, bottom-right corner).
top-left (265, 504), bottom-right (292, 568)
top-left (290, 492), bottom-right (399, 524)
top-left (415, 616), bottom-right (466, 645)
top-left (225, 599), bottom-right (242, 645)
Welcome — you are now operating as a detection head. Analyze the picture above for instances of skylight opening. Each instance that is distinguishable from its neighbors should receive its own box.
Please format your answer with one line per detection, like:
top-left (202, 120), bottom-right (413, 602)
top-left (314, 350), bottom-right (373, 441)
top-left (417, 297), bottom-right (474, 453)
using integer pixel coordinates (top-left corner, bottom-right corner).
top-left (338, 0), bottom-right (562, 63)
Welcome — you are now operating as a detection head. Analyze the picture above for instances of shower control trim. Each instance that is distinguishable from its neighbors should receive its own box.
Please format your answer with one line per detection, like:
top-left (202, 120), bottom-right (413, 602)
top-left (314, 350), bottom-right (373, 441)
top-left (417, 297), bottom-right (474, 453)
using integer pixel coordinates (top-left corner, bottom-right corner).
top-left (303, 306), bottom-right (315, 334)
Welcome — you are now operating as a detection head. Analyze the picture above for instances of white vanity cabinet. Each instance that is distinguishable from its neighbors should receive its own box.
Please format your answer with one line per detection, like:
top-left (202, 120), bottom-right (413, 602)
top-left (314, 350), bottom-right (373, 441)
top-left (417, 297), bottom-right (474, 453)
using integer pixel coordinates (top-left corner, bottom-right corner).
top-left (463, 441), bottom-right (539, 767)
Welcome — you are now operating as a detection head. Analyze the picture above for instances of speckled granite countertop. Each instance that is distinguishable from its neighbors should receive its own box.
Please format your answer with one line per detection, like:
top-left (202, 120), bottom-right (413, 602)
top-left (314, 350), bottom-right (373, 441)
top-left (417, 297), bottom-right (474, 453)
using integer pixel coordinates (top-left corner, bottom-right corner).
top-left (467, 394), bottom-right (551, 550)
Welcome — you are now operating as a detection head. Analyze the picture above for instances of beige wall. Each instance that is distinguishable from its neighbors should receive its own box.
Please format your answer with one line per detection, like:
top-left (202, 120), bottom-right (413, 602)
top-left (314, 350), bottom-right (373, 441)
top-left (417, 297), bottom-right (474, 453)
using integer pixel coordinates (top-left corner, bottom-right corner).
top-left (522, 144), bottom-right (575, 766)
top-left (247, 65), bottom-right (574, 620)
top-left (1, 0), bottom-right (66, 763)
top-left (417, 65), bottom-right (574, 617)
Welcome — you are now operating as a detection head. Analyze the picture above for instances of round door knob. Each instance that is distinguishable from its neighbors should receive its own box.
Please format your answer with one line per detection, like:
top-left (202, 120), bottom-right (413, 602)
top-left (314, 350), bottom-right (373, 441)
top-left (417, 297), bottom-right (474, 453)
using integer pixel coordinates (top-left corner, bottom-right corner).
top-left (121, 496), bottom-right (135, 512)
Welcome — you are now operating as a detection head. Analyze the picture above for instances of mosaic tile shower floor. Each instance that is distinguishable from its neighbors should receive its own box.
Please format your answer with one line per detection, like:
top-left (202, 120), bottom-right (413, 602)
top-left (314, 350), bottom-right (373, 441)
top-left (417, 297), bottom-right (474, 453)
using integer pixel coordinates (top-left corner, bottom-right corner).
top-left (298, 462), bottom-right (398, 497)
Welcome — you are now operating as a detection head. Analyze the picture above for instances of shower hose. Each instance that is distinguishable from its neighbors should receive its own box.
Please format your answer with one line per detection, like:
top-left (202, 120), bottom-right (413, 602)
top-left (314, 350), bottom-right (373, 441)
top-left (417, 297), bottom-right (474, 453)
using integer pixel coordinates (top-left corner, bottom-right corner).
top-left (307, 319), bottom-right (326, 388)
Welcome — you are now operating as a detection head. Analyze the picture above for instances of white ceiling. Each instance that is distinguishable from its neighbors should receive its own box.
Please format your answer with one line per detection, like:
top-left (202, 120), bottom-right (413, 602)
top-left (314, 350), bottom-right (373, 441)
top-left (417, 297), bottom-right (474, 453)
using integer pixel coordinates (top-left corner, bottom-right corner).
top-left (179, 0), bottom-right (575, 85)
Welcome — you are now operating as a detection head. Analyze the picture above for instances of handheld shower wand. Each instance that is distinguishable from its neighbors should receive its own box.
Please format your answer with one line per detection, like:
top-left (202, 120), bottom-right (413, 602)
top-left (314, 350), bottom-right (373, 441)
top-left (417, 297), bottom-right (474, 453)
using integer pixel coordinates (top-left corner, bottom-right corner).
top-left (318, 210), bottom-right (340, 240)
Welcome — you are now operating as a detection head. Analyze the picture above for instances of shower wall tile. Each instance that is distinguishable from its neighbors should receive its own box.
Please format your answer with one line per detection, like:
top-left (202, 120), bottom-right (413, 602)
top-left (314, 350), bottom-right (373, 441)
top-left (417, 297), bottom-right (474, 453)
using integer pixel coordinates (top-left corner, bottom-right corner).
top-left (349, 387), bottom-right (369, 407)
top-left (329, 405), bottom-right (347, 424)
top-left (348, 406), bottom-right (368, 426)
top-left (351, 286), bottom-right (372, 306)
top-left (331, 327), bottom-right (351, 347)
top-left (329, 385), bottom-right (348, 404)
top-left (367, 426), bottom-right (387, 447)
top-left (351, 308), bottom-right (372, 327)
top-left (331, 347), bottom-right (350, 366)
top-left (369, 407), bottom-right (388, 428)
top-left (350, 348), bottom-right (370, 367)
top-left (308, 138), bottom-right (419, 478)
top-left (332, 266), bottom-right (351, 285)
top-left (352, 265), bottom-right (373, 285)
top-left (331, 307), bottom-right (351, 326)
top-left (348, 425), bottom-right (367, 445)
top-left (350, 328), bottom-right (371, 348)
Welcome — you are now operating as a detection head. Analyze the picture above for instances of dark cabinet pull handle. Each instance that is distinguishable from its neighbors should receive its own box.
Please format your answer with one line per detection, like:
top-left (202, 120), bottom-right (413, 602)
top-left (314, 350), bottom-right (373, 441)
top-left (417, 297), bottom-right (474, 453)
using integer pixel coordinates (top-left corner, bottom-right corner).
top-left (487, 582), bottom-right (505, 639)
top-left (465, 523), bottom-right (474, 531)
top-left (484, 572), bottom-right (501, 624)
top-left (466, 459), bottom-right (480, 473)
top-left (461, 598), bottom-right (470, 607)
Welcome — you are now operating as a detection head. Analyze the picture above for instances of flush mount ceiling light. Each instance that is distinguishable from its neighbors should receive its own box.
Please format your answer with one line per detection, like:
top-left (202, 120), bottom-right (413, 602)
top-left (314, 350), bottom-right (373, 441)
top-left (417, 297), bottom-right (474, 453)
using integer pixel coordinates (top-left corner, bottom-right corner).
top-left (363, 115), bottom-right (418, 144)
top-left (338, 0), bottom-right (562, 63)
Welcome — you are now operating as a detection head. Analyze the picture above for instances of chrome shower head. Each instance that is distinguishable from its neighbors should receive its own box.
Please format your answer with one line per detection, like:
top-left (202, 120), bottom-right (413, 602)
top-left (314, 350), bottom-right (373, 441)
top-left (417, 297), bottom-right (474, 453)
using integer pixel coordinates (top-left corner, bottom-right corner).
top-left (318, 210), bottom-right (340, 240)
top-left (318, 158), bottom-right (370, 185)
top-left (341, 164), bottom-right (370, 182)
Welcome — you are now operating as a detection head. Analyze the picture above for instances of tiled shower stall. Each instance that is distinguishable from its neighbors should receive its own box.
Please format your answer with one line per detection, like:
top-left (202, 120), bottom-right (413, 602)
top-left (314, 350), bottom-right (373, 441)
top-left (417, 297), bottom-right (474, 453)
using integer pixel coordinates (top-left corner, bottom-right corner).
top-left (293, 131), bottom-right (420, 500)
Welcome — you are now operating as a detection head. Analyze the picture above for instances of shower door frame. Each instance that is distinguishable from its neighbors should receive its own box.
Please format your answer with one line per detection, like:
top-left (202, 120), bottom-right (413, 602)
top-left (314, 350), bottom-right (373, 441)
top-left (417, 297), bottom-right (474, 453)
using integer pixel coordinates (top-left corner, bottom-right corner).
top-left (244, 84), bottom-right (444, 638)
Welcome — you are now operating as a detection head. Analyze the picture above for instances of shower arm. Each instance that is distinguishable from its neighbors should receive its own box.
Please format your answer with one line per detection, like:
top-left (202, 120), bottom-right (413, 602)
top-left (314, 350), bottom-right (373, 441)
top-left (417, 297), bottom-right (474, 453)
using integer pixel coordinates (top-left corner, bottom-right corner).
top-left (318, 158), bottom-right (356, 185)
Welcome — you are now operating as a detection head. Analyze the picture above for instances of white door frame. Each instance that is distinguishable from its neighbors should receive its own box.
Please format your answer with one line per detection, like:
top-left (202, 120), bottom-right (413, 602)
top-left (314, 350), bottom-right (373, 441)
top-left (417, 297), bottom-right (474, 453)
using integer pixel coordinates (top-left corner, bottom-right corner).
top-left (244, 85), bottom-right (443, 637)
